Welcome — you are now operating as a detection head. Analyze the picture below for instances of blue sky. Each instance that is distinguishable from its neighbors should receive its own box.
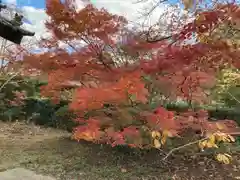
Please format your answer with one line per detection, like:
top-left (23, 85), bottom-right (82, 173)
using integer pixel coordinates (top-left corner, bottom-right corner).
top-left (2, 0), bottom-right (45, 8)
top-left (12, 0), bottom-right (179, 9)
top-left (4, 0), bottom-right (174, 10)
top-left (17, 0), bottom-right (45, 9)
top-left (0, 0), bottom-right (192, 51)
top-left (0, 0), bottom-right (238, 53)
top-left (4, 0), bottom-right (240, 12)
top-left (1, 0), bottom-right (237, 54)
top-left (1, 0), bottom-right (177, 34)
top-left (14, 0), bottom-right (111, 9)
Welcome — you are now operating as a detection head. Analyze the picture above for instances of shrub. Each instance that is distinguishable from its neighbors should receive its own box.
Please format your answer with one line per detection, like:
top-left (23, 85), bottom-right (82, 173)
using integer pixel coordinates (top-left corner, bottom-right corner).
top-left (21, 1), bottom-right (240, 163)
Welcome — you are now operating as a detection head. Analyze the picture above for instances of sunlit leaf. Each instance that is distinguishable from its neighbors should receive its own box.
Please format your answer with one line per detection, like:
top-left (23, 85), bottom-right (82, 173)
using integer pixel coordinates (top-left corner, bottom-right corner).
top-left (153, 139), bottom-right (161, 148)
top-left (227, 135), bottom-right (235, 142)
top-left (216, 153), bottom-right (232, 164)
top-left (151, 131), bottom-right (161, 138)
top-left (209, 134), bottom-right (215, 144)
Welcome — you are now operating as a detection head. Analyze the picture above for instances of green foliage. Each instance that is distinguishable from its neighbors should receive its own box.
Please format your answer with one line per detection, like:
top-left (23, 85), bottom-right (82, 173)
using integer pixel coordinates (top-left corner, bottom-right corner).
top-left (23, 97), bottom-right (78, 131)
top-left (0, 74), bottom-right (77, 131)
top-left (207, 107), bottom-right (240, 124)
top-left (212, 68), bottom-right (240, 108)
top-left (157, 101), bottom-right (240, 125)
top-left (1, 74), bottom-right (240, 134)
top-left (0, 74), bottom-right (42, 121)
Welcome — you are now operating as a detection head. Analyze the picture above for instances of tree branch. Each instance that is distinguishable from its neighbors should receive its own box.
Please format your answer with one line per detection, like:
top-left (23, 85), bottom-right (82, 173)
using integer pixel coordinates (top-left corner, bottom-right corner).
top-left (162, 137), bottom-right (208, 160)
top-left (0, 71), bottom-right (21, 92)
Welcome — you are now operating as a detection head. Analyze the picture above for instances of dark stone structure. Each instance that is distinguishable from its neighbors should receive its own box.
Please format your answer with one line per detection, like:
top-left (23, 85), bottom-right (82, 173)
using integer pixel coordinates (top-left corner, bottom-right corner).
top-left (0, 1), bottom-right (35, 44)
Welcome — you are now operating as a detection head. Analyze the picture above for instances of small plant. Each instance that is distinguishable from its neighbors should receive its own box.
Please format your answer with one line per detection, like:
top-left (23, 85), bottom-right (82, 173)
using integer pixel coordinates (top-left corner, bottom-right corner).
top-left (198, 132), bottom-right (235, 164)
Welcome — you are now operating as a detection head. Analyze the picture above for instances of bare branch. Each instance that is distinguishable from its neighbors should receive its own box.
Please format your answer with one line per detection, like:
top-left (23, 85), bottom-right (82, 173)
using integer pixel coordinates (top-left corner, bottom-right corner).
top-left (162, 137), bottom-right (208, 160)
top-left (139, 0), bottom-right (168, 18)
top-left (0, 71), bottom-right (21, 92)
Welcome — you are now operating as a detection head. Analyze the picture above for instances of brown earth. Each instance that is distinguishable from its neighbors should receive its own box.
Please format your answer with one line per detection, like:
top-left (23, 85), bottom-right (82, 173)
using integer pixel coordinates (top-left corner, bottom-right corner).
top-left (0, 121), bottom-right (240, 180)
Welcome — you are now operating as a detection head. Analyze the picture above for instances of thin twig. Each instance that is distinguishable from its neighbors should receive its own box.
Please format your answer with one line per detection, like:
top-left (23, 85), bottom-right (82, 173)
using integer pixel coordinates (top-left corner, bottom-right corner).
top-left (162, 137), bottom-right (208, 160)
top-left (0, 71), bottom-right (21, 92)
top-left (227, 91), bottom-right (240, 104)
top-left (162, 129), bottom-right (240, 161)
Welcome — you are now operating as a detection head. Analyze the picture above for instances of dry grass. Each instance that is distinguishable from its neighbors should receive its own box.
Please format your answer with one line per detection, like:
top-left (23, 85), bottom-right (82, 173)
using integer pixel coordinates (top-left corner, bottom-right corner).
top-left (0, 121), bottom-right (240, 180)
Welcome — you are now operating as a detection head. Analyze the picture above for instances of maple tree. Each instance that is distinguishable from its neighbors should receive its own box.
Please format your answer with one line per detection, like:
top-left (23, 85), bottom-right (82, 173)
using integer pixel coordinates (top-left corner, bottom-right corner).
top-left (21, 0), bottom-right (240, 161)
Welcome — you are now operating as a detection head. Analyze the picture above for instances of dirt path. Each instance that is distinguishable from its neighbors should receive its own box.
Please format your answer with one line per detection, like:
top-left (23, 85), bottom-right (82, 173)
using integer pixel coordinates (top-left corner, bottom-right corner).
top-left (1, 121), bottom-right (240, 180)
top-left (0, 121), bottom-right (70, 172)
top-left (0, 168), bottom-right (56, 180)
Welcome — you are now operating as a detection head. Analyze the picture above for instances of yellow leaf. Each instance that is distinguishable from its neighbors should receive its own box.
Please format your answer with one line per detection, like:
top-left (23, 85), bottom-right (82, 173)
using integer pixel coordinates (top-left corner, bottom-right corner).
top-left (227, 135), bottom-right (235, 142)
top-left (216, 154), bottom-right (223, 162)
top-left (215, 133), bottom-right (224, 142)
top-left (151, 131), bottom-right (157, 138)
top-left (223, 136), bottom-right (231, 142)
top-left (153, 139), bottom-right (161, 148)
top-left (151, 131), bottom-right (161, 138)
top-left (209, 134), bottom-right (215, 144)
top-left (207, 141), bottom-right (218, 148)
top-left (161, 130), bottom-right (170, 145)
top-left (214, 132), bottom-right (230, 142)
top-left (161, 136), bottom-right (167, 145)
top-left (224, 153), bottom-right (232, 158)
top-left (206, 141), bottom-right (215, 148)
top-left (198, 140), bottom-right (208, 150)
top-left (216, 153), bottom-right (231, 164)
top-left (222, 157), bottom-right (230, 164)
top-left (198, 141), bottom-right (205, 150)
